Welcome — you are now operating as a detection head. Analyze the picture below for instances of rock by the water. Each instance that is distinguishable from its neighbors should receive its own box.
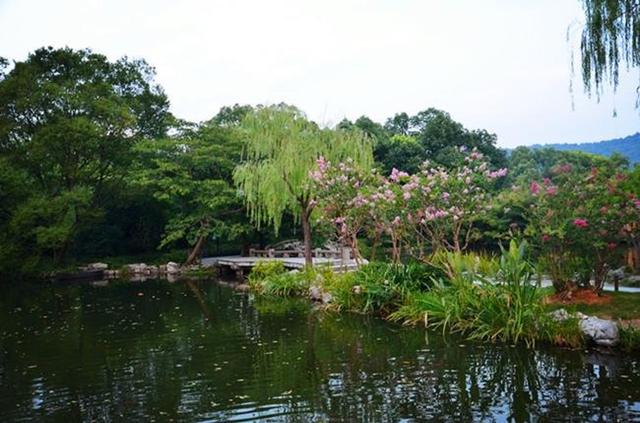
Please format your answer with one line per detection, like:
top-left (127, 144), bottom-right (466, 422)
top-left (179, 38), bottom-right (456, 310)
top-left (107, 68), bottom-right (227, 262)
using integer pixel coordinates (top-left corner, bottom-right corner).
top-left (126, 263), bottom-right (147, 274)
top-left (86, 262), bottom-right (109, 271)
top-left (166, 262), bottom-right (181, 274)
top-left (549, 308), bottom-right (571, 321)
top-left (579, 316), bottom-right (619, 347)
top-left (309, 286), bottom-right (323, 302)
top-left (549, 309), bottom-right (619, 347)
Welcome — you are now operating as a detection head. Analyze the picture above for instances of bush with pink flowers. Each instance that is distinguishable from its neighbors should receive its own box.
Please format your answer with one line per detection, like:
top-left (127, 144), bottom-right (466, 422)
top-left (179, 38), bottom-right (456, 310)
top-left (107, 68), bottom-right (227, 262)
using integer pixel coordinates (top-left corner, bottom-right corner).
top-left (310, 149), bottom-right (507, 262)
top-left (525, 165), bottom-right (640, 293)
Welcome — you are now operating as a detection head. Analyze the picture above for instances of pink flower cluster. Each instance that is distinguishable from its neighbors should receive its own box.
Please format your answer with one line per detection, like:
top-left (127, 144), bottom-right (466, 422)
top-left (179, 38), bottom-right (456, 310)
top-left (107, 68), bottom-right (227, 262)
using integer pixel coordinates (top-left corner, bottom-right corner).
top-left (487, 168), bottom-right (508, 179)
top-left (389, 168), bottom-right (409, 182)
top-left (573, 218), bottom-right (588, 229)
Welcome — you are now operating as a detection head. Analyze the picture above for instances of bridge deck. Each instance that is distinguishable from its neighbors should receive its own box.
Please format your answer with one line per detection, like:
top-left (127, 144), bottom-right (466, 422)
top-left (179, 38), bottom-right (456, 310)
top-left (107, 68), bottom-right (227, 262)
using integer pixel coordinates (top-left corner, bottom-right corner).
top-left (201, 255), bottom-right (362, 271)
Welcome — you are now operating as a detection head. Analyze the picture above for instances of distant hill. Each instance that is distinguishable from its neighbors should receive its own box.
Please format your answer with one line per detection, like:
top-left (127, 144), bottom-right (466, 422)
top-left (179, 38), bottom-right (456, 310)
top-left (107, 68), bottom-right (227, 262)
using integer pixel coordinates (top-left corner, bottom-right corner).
top-left (531, 133), bottom-right (640, 164)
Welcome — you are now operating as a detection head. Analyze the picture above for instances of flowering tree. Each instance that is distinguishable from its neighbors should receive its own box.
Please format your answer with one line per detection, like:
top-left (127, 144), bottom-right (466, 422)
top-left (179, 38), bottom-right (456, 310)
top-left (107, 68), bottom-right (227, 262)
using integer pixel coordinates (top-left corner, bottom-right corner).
top-left (525, 165), bottom-right (640, 294)
top-left (309, 158), bottom-right (378, 262)
top-left (405, 151), bottom-right (507, 254)
top-left (311, 149), bottom-right (507, 262)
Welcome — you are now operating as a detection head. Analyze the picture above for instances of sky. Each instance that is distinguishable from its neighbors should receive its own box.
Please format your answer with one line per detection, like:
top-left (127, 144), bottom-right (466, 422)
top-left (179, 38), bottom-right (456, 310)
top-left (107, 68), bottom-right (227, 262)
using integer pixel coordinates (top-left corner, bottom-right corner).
top-left (0, 0), bottom-right (638, 148)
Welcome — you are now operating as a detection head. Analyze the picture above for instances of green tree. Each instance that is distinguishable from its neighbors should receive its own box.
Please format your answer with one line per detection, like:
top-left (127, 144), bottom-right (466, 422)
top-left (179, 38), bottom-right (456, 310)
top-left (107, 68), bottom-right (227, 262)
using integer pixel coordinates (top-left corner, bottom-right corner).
top-left (207, 104), bottom-right (254, 127)
top-left (384, 112), bottom-right (411, 136)
top-left (0, 47), bottom-right (170, 269)
top-left (132, 124), bottom-right (246, 265)
top-left (234, 105), bottom-right (373, 266)
top-left (384, 109), bottom-right (505, 168)
top-left (374, 134), bottom-right (426, 174)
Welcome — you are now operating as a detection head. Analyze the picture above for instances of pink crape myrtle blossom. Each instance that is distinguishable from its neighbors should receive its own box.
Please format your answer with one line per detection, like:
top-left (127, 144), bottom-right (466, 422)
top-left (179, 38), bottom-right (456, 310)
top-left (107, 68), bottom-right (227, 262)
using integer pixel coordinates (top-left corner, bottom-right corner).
top-left (530, 181), bottom-right (540, 195)
top-left (487, 168), bottom-right (508, 179)
top-left (573, 218), bottom-right (589, 228)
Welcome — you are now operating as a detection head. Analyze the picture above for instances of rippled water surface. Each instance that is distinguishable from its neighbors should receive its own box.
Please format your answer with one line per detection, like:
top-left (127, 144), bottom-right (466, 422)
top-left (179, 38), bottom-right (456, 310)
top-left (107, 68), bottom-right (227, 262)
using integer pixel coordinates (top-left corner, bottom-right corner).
top-left (1, 279), bottom-right (639, 422)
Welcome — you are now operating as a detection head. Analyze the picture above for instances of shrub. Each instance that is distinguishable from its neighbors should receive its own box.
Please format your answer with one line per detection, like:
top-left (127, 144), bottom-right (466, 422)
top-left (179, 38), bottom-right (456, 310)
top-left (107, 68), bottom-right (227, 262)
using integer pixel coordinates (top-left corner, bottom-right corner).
top-left (391, 241), bottom-right (555, 347)
top-left (258, 271), bottom-right (310, 297)
top-left (248, 260), bottom-right (286, 284)
top-left (619, 324), bottom-right (640, 352)
top-left (322, 261), bottom-right (446, 314)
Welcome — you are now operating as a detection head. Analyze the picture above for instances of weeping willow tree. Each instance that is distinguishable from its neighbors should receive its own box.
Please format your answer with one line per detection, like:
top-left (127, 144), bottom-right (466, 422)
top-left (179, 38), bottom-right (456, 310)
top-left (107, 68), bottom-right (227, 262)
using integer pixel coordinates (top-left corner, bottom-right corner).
top-left (577, 0), bottom-right (640, 103)
top-left (234, 104), bottom-right (373, 266)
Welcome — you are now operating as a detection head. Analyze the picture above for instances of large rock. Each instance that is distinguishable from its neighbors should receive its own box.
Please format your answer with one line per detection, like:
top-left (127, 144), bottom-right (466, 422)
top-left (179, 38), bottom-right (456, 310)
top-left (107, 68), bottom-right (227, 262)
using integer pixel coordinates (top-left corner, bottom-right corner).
top-left (579, 316), bottom-right (619, 347)
top-left (549, 308), bottom-right (619, 347)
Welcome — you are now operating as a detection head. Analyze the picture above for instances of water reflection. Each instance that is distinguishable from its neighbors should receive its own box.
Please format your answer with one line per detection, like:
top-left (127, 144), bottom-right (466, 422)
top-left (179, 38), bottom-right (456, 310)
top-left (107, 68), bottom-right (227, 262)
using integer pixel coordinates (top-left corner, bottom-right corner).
top-left (0, 280), bottom-right (638, 422)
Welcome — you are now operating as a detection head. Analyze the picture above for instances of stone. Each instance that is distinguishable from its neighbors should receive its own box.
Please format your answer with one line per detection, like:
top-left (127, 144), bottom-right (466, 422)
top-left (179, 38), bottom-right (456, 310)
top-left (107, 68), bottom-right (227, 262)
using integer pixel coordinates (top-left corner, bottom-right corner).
top-left (321, 292), bottom-right (333, 304)
top-left (104, 270), bottom-right (119, 279)
top-left (549, 308), bottom-right (571, 321)
top-left (166, 262), bottom-right (180, 274)
top-left (86, 262), bottom-right (109, 271)
top-left (579, 316), bottom-right (619, 347)
top-left (352, 285), bottom-right (362, 295)
top-left (126, 263), bottom-right (147, 274)
top-left (309, 286), bottom-right (323, 302)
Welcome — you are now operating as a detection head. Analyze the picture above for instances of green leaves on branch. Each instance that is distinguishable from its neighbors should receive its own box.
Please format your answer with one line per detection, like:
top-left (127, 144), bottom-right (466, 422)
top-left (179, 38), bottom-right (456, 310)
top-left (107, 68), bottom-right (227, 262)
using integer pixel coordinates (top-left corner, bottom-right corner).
top-left (233, 104), bottom-right (373, 234)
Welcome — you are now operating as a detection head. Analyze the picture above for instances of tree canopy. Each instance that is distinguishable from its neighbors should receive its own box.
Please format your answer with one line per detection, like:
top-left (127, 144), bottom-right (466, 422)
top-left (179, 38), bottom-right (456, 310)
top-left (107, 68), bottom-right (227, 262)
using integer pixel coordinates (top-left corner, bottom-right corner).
top-left (234, 104), bottom-right (373, 265)
top-left (0, 47), bottom-right (170, 269)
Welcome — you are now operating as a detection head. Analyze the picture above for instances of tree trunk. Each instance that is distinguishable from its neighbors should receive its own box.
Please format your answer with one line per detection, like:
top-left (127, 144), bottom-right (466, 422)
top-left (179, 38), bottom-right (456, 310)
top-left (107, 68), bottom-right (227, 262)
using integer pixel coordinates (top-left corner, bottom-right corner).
top-left (185, 235), bottom-right (206, 266)
top-left (301, 207), bottom-right (313, 267)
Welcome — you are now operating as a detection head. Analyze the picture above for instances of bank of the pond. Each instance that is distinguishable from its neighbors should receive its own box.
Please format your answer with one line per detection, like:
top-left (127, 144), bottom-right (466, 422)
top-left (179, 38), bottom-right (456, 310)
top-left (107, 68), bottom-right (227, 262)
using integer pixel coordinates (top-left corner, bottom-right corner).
top-left (246, 252), bottom-right (640, 352)
top-left (1, 278), bottom-right (640, 421)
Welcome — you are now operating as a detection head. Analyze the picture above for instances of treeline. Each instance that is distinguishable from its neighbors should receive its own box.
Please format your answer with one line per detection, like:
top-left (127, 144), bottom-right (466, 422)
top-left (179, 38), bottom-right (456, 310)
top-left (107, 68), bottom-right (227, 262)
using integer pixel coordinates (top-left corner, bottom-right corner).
top-left (0, 47), bottom-right (635, 278)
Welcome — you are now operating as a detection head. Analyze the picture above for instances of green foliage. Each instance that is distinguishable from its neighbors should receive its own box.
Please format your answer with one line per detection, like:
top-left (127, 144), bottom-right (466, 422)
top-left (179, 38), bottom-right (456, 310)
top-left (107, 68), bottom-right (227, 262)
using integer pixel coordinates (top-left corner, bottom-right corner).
top-left (383, 108), bottom-right (506, 169)
top-left (543, 317), bottom-right (584, 348)
top-left (391, 243), bottom-right (558, 347)
top-left (619, 324), bottom-right (640, 352)
top-left (248, 260), bottom-right (287, 284)
top-left (248, 261), bottom-right (310, 297)
top-left (325, 262), bottom-right (446, 314)
top-left (374, 134), bottom-right (426, 174)
top-left (0, 47), bottom-right (170, 274)
top-left (577, 0), bottom-right (640, 100)
top-left (131, 125), bottom-right (249, 262)
top-left (234, 104), bottom-right (373, 233)
top-left (524, 165), bottom-right (639, 292)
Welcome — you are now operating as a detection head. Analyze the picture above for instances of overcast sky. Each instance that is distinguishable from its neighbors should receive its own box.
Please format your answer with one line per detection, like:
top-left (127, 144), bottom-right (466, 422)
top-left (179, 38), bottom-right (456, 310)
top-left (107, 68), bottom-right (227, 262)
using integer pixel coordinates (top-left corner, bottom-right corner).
top-left (1, 0), bottom-right (638, 147)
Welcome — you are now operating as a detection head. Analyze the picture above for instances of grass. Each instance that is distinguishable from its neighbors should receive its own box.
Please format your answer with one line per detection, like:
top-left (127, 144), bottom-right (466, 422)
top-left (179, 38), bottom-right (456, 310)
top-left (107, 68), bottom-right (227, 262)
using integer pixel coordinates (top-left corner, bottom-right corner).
top-left (544, 291), bottom-right (640, 320)
top-left (389, 241), bottom-right (581, 347)
top-left (245, 241), bottom-right (639, 350)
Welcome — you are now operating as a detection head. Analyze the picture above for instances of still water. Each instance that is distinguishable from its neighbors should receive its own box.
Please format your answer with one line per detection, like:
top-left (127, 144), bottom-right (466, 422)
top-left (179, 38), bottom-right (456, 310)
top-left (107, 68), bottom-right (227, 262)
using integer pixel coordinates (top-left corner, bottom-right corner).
top-left (0, 279), bottom-right (639, 422)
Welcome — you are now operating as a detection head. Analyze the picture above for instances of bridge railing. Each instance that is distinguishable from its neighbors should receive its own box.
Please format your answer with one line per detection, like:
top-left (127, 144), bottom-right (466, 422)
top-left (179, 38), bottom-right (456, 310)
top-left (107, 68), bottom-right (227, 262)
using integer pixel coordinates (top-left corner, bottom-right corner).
top-left (248, 248), bottom-right (353, 260)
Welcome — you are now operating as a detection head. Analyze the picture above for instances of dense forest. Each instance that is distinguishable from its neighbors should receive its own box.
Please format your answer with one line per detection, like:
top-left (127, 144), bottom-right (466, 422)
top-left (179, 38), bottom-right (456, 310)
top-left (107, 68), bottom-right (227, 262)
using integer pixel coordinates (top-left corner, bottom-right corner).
top-left (0, 47), bottom-right (638, 279)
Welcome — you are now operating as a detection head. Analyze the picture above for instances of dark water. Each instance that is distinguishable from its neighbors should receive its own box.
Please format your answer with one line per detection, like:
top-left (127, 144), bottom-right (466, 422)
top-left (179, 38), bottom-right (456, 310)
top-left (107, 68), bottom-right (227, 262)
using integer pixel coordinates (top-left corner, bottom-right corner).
top-left (1, 280), bottom-right (639, 422)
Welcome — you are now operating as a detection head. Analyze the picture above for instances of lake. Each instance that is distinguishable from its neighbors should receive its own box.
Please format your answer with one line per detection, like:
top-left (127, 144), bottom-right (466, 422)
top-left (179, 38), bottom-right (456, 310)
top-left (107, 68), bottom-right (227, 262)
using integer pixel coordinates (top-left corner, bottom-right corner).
top-left (1, 279), bottom-right (639, 422)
